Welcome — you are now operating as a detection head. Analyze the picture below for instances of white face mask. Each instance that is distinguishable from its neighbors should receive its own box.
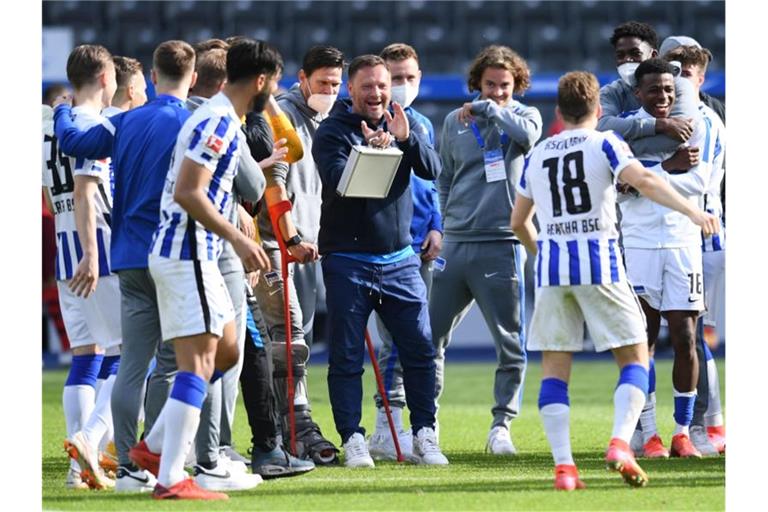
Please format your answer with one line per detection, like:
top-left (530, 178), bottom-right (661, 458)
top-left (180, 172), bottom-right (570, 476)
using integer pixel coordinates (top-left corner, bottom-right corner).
top-left (617, 62), bottom-right (640, 87)
top-left (390, 83), bottom-right (419, 109)
top-left (307, 92), bottom-right (337, 114)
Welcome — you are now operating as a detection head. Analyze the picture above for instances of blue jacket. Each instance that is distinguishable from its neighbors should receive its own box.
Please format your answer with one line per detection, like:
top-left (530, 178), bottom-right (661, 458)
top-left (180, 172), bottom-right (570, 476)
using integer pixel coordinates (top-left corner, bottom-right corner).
top-left (406, 107), bottom-right (442, 253)
top-left (54, 95), bottom-right (190, 271)
top-left (312, 99), bottom-right (441, 255)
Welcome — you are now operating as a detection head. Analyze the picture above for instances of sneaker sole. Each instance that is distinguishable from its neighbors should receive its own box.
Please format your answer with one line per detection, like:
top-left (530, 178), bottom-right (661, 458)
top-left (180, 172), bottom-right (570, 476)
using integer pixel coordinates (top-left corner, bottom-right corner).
top-left (256, 462), bottom-right (315, 479)
top-left (605, 458), bottom-right (649, 488)
top-left (64, 439), bottom-right (111, 490)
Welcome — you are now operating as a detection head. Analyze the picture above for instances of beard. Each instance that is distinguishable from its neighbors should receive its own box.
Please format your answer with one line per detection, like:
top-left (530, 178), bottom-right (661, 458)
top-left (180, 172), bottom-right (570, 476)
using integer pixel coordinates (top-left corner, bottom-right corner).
top-left (250, 88), bottom-right (271, 113)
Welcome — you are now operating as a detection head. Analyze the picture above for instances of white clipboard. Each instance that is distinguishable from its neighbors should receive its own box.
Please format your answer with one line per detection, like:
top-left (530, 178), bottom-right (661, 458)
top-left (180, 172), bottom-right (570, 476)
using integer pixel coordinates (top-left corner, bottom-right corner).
top-left (336, 145), bottom-right (403, 198)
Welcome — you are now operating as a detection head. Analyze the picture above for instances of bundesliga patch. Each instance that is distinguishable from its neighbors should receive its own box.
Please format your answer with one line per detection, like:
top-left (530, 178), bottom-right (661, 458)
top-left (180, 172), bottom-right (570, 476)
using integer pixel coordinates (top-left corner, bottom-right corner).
top-left (264, 270), bottom-right (281, 287)
top-left (205, 134), bottom-right (225, 155)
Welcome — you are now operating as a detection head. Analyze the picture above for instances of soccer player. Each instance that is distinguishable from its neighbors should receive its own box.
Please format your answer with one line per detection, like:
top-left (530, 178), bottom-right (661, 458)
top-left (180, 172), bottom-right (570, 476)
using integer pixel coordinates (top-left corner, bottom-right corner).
top-left (130, 38), bottom-right (278, 500)
top-left (432, 45), bottom-right (541, 454)
top-left (510, 71), bottom-right (719, 490)
top-left (662, 42), bottom-right (726, 455)
top-left (103, 56), bottom-right (147, 116)
top-left (368, 42), bottom-right (443, 461)
top-left (253, 44), bottom-right (345, 465)
top-left (44, 44), bottom-right (120, 490)
top-left (54, 40), bottom-right (203, 493)
top-left (599, 21), bottom-right (706, 459)
top-left (618, 59), bottom-right (714, 459)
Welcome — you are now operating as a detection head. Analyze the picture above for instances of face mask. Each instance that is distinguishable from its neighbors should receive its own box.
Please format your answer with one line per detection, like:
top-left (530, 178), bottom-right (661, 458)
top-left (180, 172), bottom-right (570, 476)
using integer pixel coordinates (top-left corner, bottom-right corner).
top-left (617, 62), bottom-right (640, 87)
top-left (390, 83), bottom-right (419, 108)
top-left (307, 92), bottom-right (337, 114)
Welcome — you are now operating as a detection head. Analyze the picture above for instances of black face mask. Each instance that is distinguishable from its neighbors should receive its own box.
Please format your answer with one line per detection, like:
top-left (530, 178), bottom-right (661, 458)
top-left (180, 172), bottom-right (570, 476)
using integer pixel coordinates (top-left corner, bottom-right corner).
top-left (251, 88), bottom-right (270, 113)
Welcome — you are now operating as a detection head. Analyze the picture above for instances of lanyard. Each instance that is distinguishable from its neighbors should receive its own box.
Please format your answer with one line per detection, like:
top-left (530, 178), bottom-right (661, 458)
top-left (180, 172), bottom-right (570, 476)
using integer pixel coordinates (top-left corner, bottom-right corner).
top-left (470, 121), bottom-right (509, 149)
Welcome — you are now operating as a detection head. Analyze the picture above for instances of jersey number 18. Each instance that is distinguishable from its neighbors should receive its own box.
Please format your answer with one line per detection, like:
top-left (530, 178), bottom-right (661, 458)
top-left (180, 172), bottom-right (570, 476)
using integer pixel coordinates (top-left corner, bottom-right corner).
top-left (543, 150), bottom-right (592, 217)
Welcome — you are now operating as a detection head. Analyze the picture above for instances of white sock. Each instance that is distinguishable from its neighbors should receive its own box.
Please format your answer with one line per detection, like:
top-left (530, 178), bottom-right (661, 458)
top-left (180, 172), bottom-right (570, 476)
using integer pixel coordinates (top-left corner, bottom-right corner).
top-left (82, 374), bottom-right (116, 450)
top-left (144, 401), bottom-right (168, 454)
top-left (540, 403), bottom-right (573, 466)
top-left (705, 359), bottom-right (724, 427)
top-left (63, 384), bottom-right (96, 472)
top-left (157, 398), bottom-right (202, 488)
top-left (612, 383), bottom-right (647, 443)
top-left (640, 392), bottom-right (658, 443)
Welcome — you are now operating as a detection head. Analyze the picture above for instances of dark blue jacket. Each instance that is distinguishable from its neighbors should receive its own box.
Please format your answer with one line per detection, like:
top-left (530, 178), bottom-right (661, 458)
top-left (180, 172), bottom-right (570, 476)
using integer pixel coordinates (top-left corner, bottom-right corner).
top-left (406, 106), bottom-right (443, 252)
top-left (312, 99), bottom-right (441, 255)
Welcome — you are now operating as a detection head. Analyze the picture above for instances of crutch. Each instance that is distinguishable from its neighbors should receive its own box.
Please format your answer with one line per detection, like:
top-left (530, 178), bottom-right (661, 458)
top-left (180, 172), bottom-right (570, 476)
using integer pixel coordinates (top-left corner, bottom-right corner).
top-left (364, 328), bottom-right (405, 463)
top-left (268, 199), bottom-right (299, 456)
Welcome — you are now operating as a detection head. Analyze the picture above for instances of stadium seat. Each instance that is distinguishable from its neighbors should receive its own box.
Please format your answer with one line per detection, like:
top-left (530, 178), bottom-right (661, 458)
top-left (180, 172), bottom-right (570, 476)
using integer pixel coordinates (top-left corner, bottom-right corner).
top-left (623, 1), bottom-right (680, 28)
top-left (105, 1), bottom-right (163, 24)
top-left (526, 23), bottom-right (578, 72)
top-left (395, 0), bottom-right (453, 26)
top-left (511, 1), bottom-right (568, 27)
top-left (44, 0), bottom-right (104, 26)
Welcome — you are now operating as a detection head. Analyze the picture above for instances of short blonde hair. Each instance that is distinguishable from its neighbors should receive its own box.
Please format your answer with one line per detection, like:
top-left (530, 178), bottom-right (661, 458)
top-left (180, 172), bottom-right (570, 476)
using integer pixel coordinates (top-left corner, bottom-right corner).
top-left (557, 71), bottom-right (600, 123)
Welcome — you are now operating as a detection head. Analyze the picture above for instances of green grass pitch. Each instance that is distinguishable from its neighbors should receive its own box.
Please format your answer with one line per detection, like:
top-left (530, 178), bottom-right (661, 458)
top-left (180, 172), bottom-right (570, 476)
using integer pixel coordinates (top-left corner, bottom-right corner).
top-left (42, 359), bottom-right (724, 510)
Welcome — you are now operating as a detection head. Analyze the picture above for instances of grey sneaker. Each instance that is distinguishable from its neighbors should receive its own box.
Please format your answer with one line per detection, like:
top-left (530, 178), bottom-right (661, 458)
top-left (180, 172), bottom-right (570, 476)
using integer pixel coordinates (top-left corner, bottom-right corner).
top-left (690, 425), bottom-right (720, 457)
top-left (250, 445), bottom-right (315, 479)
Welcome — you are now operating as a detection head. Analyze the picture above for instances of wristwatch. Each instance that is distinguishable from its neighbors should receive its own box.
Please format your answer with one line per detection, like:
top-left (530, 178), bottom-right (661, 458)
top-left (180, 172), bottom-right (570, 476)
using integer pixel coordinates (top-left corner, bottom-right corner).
top-left (284, 234), bottom-right (302, 248)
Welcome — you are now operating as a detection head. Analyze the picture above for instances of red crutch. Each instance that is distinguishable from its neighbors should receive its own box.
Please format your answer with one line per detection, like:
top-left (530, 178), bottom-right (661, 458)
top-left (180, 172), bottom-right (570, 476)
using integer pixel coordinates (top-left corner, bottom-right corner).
top-left (364, 328), bottom-right (405, 463)
top-left (268, 199), bottom-right (299, 456)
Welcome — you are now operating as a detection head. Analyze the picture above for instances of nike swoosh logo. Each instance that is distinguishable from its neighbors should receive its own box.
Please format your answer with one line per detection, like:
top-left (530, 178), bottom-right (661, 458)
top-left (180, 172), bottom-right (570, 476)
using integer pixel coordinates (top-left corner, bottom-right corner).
top-left (484, 272), bottom-right (498, 278)
top-left (124, 473), bottom-right (150, 483)
top-left (458, 129), bottom-right (470, 135)
top-left (688, 298), bottom-right (700, 303)
top-left (210, 470), bottom-right (232, 479)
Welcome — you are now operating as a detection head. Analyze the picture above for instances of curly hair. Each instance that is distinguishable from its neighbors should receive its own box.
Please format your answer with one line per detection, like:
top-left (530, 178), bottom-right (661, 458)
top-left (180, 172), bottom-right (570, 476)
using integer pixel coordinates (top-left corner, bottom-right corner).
top-left (467, 45), bottom-right (531, 95)
top-left (609, 21), bottom-right (659, 49)
top-left (634, 58), bottom-right (675, 86)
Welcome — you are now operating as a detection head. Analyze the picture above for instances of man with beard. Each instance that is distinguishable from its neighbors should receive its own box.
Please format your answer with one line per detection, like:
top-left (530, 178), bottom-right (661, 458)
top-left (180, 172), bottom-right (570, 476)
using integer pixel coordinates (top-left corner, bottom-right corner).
top-left (253, 44), bottom-right (345, 465)
top-left (131, 38), bottom-right (277, 500)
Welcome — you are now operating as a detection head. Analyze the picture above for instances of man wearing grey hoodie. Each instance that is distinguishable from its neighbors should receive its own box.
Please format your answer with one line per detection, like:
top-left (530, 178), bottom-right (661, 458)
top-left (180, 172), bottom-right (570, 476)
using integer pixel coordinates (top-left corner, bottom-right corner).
top-left (253, 45), bottom-right (345, 464)
top-left (432, 45), bottom-right (542, 455)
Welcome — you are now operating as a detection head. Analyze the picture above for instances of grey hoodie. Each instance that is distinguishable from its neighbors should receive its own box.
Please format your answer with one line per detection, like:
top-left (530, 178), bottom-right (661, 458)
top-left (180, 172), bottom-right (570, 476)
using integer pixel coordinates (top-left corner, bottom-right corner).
top-left (438, 98), bottom-right (542, 242)
top-left (257, 83), bottom-right (325, 248)
top-left (597, 75), bottom-right (701, 155)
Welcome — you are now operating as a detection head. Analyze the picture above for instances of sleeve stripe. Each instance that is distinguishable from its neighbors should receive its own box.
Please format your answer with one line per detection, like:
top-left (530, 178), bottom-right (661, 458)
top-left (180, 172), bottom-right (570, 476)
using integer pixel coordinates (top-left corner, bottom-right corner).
top-left (188, 118), bottom-right (210, 151)
top-left (601, 138), bottom-right (620, 171)
top-left (100, 117), bottom-right (116, 135)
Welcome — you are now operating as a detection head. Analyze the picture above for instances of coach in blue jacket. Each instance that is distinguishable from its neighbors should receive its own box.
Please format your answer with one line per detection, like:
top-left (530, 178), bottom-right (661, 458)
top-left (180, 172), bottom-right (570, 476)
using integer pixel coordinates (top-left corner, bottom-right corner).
top-left (312, 54), bottom-right (447, 467)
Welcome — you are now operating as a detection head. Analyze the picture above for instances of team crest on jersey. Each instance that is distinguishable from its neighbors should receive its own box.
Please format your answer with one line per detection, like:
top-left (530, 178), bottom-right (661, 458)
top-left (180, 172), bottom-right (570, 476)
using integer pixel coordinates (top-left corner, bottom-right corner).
top-left (206, 134), bottom-right (225, 154)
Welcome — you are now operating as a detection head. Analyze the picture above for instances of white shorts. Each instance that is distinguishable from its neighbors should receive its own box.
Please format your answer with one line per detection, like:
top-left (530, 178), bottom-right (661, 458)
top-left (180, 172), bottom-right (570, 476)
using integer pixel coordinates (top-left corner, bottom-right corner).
top-left (624, 246), bottom-right (704, 312)
top-left (57, 275), bottom-right (122, 350)
top-left (149, 255), bottom-right (234, 341)
top-left (527, 281), bottom-right (647, 352)
top-left (703, 250), bottom-right (725, 328)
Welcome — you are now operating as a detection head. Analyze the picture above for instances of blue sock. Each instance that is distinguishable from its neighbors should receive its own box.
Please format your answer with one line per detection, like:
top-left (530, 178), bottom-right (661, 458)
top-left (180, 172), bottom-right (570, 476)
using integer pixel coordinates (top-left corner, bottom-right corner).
top-left (617, 364), bottom-right (649, 394)
top-left (209, 369), bottom-right (224, 384)
top-left (170, 371), bottom-right (207, 409)
top-left (538, 378), bottom-right (569, 408)
top-left (648, 358), bottom-right (656, 395)
top-left (65, 354), bottom-right (104, 387)
top-left (673, 389), bottom-right (696, 428)
top-left (97, 355), bottom-right (120, 379)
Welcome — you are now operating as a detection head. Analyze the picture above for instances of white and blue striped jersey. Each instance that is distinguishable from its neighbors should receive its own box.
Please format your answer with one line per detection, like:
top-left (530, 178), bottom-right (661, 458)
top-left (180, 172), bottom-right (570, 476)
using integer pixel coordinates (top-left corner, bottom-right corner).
top-left (699, 103), bottom-right (725, 252)
top-left (150, 92), bottom-right (244, 261)
top-left (516, 128), bottom-right (635, 288)
top-left (42, 105), bottom-right (114, 281)
top-left (618, 107), bottom-right (713, 249)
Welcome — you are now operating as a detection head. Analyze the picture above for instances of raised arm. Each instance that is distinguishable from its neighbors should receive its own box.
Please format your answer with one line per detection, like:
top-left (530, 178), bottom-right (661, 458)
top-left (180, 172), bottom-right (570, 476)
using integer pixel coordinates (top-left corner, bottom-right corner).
top-left (471, 100), bottom-right (542, 153)
top-left (53, 104), bottom-right (115, 159)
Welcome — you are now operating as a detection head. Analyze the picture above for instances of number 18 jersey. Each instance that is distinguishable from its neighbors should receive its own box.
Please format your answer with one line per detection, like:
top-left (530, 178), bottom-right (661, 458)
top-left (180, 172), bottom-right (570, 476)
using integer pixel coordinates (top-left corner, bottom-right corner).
top-left (516, 128), bottom-right (635, 287)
